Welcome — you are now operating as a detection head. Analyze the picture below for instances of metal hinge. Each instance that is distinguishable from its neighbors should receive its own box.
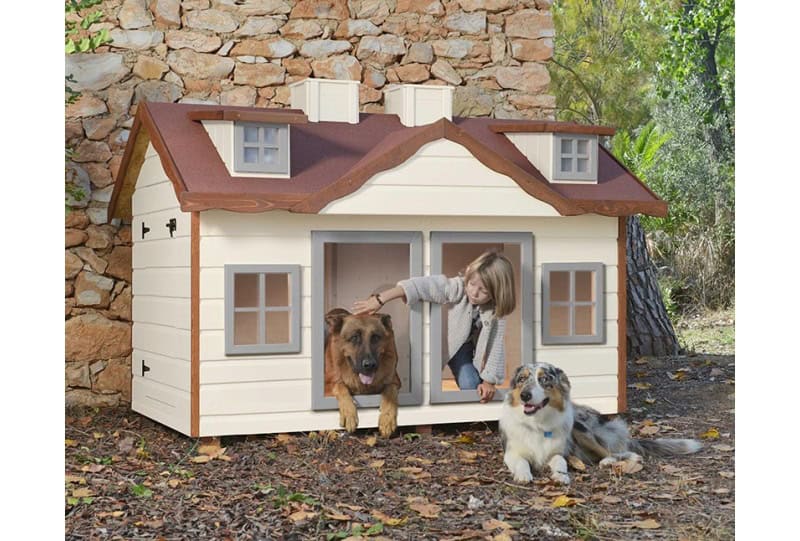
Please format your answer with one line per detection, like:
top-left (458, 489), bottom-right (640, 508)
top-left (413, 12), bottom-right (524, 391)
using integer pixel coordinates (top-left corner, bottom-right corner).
top-left (141, 221), bottom-right (150, 239)
top-left (166, 218), bottom-right (177, 238)
top-left (141, 360), bottom-right (151, 377)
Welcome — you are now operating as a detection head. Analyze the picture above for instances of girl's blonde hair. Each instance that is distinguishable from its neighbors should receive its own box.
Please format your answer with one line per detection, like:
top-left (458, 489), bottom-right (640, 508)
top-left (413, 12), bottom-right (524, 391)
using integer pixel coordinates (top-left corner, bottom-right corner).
top-left (464, 251), bottom-right (516, 318)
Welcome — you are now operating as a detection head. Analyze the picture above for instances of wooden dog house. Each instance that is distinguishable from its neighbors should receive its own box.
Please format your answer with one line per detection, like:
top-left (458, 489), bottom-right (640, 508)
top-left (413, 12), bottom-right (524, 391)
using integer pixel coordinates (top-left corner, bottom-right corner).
top-left (108, 79), bottom-right (666, 437)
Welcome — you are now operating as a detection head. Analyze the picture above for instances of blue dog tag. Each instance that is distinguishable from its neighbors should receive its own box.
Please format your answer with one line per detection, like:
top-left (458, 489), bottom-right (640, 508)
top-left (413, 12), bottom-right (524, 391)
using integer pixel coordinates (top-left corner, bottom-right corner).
top-left (543, 431), bottom-right (553, 438)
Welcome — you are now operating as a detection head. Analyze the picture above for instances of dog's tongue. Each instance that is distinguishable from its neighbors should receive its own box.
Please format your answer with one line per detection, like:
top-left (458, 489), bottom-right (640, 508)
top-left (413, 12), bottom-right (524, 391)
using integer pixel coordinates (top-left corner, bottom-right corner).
top-left (524, 398), bottom-right (549, 415)
top-left (359, 373), bottom-right (375, 385)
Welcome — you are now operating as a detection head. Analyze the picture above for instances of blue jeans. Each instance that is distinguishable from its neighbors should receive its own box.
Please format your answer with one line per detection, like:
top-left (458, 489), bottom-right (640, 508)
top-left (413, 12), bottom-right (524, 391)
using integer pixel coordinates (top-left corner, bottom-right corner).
top-left (448, 340), bottom-right (482, 390)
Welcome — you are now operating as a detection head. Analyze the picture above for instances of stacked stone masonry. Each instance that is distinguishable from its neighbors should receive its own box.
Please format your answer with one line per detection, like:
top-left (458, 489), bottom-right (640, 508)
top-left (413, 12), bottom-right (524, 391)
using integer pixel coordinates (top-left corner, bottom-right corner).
top-left (65, 0), bottom-right (556, 406)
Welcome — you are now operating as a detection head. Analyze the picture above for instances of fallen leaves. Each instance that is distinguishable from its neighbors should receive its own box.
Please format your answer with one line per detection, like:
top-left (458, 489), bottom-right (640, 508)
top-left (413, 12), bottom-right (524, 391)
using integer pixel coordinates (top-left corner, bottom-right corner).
top-left (407, 496), bottom-right (441, 518)
top-left (700, 428), bottom-right (721, 440)
top-left (371, 510), bottom-right (407, 526)
top-left (551, 494), bottom-right (584, 507)
top-left (633, 518), bottom-right (661, 529)
top-left (629, 382), bottom-right (652, 390)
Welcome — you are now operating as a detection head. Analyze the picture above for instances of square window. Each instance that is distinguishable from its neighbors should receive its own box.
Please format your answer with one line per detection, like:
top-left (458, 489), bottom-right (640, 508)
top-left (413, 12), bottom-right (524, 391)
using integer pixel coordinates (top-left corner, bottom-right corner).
top-left (225, 265), bottom-right (301, 355)
top-left (554, 134), bottom-right (596, 181)
top-left (234, 122), bottom-right (289, 175)
top-left (542, 263), bottom-right (604, 344)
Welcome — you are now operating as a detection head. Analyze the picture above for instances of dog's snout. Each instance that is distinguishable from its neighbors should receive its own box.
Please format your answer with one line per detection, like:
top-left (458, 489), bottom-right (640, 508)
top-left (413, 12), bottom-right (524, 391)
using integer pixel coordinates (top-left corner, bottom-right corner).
top-left (520, 390), bottom-right (532, 403)
top-left (361, 357), bottom-right (377, 371)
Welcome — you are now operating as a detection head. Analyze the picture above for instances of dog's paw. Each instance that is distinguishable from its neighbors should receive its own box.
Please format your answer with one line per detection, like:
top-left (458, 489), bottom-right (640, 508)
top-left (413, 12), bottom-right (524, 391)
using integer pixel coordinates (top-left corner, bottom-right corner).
top-left (512, 470), bottom-right (534, 483)
top-left (550, 471), bottom-right (570, 485)
top-left (599, 456), bottom-right (618, 468)
top-left (378, 413), bottom-right (397, 438)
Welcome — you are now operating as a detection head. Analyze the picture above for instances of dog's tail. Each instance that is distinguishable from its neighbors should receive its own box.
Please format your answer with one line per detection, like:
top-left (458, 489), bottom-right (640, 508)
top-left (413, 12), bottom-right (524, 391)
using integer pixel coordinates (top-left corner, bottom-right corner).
top-left (632, 438), bottom-right (702, 457)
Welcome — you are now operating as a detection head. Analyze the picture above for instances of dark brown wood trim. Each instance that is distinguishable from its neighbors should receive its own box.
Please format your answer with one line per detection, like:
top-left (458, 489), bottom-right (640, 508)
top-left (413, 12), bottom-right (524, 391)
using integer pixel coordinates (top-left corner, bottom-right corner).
top-left (599, 146), bottom-right (666, 204)
top-left (490, 122), bottom-right (616, 136)
top-left (617, 217), bottom-right (628, 413)
top-left (292, 118), bottom-right (583, 216)
top-left (191, 211), bottom-right (200, 437)
top-left (180, 192), bottom-right (306, 213)
top-left (107, 114), bottom-right (149, 222)
top-left (572, 199), bottom-right (668, 218)
top-left (187, 109), bottom-right (308, 124)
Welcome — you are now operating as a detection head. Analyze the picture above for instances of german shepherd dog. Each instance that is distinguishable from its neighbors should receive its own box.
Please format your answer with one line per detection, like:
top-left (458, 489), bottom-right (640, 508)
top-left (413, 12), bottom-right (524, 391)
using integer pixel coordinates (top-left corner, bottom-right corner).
top-left (499, 362), bottom-right (701, 484)
top-left (324, 308), bottom-right (401, 438)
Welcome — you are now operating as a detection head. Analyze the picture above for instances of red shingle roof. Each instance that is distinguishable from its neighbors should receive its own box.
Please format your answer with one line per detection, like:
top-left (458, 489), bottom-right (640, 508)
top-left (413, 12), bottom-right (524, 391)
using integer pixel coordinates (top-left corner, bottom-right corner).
top-left (108, 102), bottom-right (666, 221)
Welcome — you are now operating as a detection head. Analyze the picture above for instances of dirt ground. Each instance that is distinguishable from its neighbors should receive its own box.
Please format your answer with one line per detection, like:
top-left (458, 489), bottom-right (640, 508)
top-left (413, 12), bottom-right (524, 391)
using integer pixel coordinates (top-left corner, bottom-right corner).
top-left (65, 312), bottom-right (734, 540)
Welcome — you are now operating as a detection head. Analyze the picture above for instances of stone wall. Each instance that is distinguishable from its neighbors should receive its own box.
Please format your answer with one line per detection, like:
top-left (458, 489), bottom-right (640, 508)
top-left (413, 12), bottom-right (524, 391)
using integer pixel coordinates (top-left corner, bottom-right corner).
top-left (64, 0), bottom-right (555, 406)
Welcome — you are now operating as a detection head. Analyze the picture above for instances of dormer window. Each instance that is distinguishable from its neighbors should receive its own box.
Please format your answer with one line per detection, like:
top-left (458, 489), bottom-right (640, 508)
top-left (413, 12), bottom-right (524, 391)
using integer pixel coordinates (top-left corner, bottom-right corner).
top-left (234, 122), bottom-right (289, 175)
top-left (553, 134), bottom-right (597, 182)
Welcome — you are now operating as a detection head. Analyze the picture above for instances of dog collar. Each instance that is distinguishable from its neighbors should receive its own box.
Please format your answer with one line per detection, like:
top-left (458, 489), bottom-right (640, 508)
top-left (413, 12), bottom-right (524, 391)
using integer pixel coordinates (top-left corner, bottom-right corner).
top-left (543, 431), bottom-right (553, 438)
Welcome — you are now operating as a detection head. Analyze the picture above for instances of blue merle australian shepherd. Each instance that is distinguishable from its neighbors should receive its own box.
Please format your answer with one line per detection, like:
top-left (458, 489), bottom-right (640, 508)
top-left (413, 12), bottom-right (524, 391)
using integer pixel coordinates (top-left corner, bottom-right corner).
top-left (499, 362), bottom-right (701, 485)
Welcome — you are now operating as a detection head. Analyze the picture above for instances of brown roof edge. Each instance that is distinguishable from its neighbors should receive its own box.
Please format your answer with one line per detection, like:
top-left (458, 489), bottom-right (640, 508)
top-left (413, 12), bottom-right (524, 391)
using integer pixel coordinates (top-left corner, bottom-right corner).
top-left (187, 109), bottom-right (308, 124)
top-left (573, 199), bottom-right (668, 218)
top-left (293, 118), bottom-right (583, 216)
top-left (107, 102), bottom-right (189, 221)
top-left (600, 145), bottom-right (666, 205)
top-left (180, 191), bottom-right (306, 213)
top-left (490, 121), bottom-right (616, 136)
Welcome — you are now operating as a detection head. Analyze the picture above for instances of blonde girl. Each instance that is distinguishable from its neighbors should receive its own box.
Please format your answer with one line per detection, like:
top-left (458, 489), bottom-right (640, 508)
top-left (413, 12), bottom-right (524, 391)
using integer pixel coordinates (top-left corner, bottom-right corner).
top-left (352, 251), bottom-right (516, 403)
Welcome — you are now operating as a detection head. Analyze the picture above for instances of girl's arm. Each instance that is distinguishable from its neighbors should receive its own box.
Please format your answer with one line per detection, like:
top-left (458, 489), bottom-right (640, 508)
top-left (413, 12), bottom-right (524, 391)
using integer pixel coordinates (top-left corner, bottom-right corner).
top-left (351, 285), bottom-right (406, 315)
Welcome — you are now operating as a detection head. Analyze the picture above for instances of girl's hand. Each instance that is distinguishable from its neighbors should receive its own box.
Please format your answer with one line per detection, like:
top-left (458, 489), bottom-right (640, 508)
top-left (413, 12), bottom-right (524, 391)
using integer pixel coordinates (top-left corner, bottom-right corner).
top-left (352, 296), bottom-right (381, 315)
top-left (478, 382), bottom-right (496, 403)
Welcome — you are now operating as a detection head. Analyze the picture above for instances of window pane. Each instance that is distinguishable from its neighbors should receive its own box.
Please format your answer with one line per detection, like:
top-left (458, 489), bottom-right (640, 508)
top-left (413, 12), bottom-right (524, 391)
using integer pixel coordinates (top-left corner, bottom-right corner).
top-left (265, 311), bottom-right (290, 344)
top-left (577, 139), bottom-right (588, 155)
top-left (243, 146), bottom-right (259, 163)
top-left (265, 273), bottom-right (289, 307)
top-left (575, 271), bottom-right (595, 302)
top-left (263, 127), bottom-right (278, 145)
top-left (263, 148), bottom-right (278, 164)
top-left (549, 305), bottom-right (570, 336)
top-left (575, 305), bottom-right (595, 335)
top-left (560, 157), bottom-right (572, 172)
top-left (234, 311), bottom-right (259, 345)
top-left (244, 126), bottom-right (259, 143)
top-left (549, 271), bottom-right (570, 302)
top-left (577, 158), bottom-right (589, 173)
top-left (561, 138), bottom-right (573, 154)
top-left (234, 274), bottom-right (259, 307)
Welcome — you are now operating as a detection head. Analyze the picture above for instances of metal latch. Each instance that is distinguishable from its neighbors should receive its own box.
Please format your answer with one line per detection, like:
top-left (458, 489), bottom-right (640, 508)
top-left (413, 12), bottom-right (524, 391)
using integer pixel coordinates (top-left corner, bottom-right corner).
top-left (141, 221), bottom-right (150, 239)
top-left (141, 360), bottom-right (151, 377)
top-left (166, 218), bottom-right (177, 238)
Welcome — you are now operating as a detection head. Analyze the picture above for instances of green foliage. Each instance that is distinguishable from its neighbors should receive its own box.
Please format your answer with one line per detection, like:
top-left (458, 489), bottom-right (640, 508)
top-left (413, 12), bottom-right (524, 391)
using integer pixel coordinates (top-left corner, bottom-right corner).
top-left (255, 483), bottom-right (319, 508)
top-left (130, 484), bottom-right (153, 498)
top-left (65, 0), bottom-right (111, 54)
top-left (611, 121), bottom-right (671, 183)
top-left (403, 432), bottom-right (421, 441)
top-left (551, 0), bottom-right (664, 131)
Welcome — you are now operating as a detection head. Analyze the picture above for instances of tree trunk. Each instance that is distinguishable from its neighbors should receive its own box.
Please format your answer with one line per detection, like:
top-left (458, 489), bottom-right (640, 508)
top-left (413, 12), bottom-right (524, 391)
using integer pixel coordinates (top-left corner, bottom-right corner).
top-left (626, 216), bottom-right (679, 358)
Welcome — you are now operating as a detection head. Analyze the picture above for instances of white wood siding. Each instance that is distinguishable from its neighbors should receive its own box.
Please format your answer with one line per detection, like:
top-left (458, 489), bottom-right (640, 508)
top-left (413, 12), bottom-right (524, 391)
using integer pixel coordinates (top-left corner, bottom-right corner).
top-left (131, 143), bottom-right (191, 434)
top-left (320, 140), bottom-right (561, 216)
top-left (198, 211), bottom-right (621, 436)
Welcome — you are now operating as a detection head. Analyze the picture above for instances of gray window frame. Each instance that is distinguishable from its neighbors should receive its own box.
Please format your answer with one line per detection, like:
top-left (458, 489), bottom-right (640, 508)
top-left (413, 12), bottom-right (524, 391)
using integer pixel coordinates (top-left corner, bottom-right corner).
top-left (224, 264), bottom-right (301, 355)
top-left (233, 122), bottom-right (290, 175)
top-left (541, 262), bottom-right (605, 345)
top-left (429, 232), bottom-right (534, 405)
top-left (552, 133), bottom-right (597, 181)
top-left (310, 231), bottom-right (424, 411)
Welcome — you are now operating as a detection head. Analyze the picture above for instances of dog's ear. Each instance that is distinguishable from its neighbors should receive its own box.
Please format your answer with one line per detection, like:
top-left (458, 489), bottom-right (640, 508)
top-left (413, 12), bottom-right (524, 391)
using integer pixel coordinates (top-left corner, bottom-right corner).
top-left (325, 308), bottom-right (350, 335)
top-left (554, 367), bottom-right (571, 395)
top-left (379, 313), bottom-right (393, 331)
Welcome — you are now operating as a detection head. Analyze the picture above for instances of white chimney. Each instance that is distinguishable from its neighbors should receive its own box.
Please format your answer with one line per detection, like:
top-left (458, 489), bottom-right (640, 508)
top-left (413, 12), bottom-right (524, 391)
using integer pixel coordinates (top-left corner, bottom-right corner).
top-left (383, 84), bottom-right (455, 127)
top-left (289, 78), bottom-right (360, 124)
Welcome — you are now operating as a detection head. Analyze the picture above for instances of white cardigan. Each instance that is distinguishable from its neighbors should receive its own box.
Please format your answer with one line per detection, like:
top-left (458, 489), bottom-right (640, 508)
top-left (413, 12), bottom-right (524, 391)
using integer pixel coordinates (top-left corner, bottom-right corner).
top-left (398, 275), bottom-right (506, 385)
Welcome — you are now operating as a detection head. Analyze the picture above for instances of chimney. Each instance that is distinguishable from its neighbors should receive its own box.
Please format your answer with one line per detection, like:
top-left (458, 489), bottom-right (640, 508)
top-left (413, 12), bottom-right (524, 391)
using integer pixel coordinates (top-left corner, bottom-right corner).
top-left (289, 78), bottom-right (360, 124)
top-left (383, 84), bottom-right (455, 127)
